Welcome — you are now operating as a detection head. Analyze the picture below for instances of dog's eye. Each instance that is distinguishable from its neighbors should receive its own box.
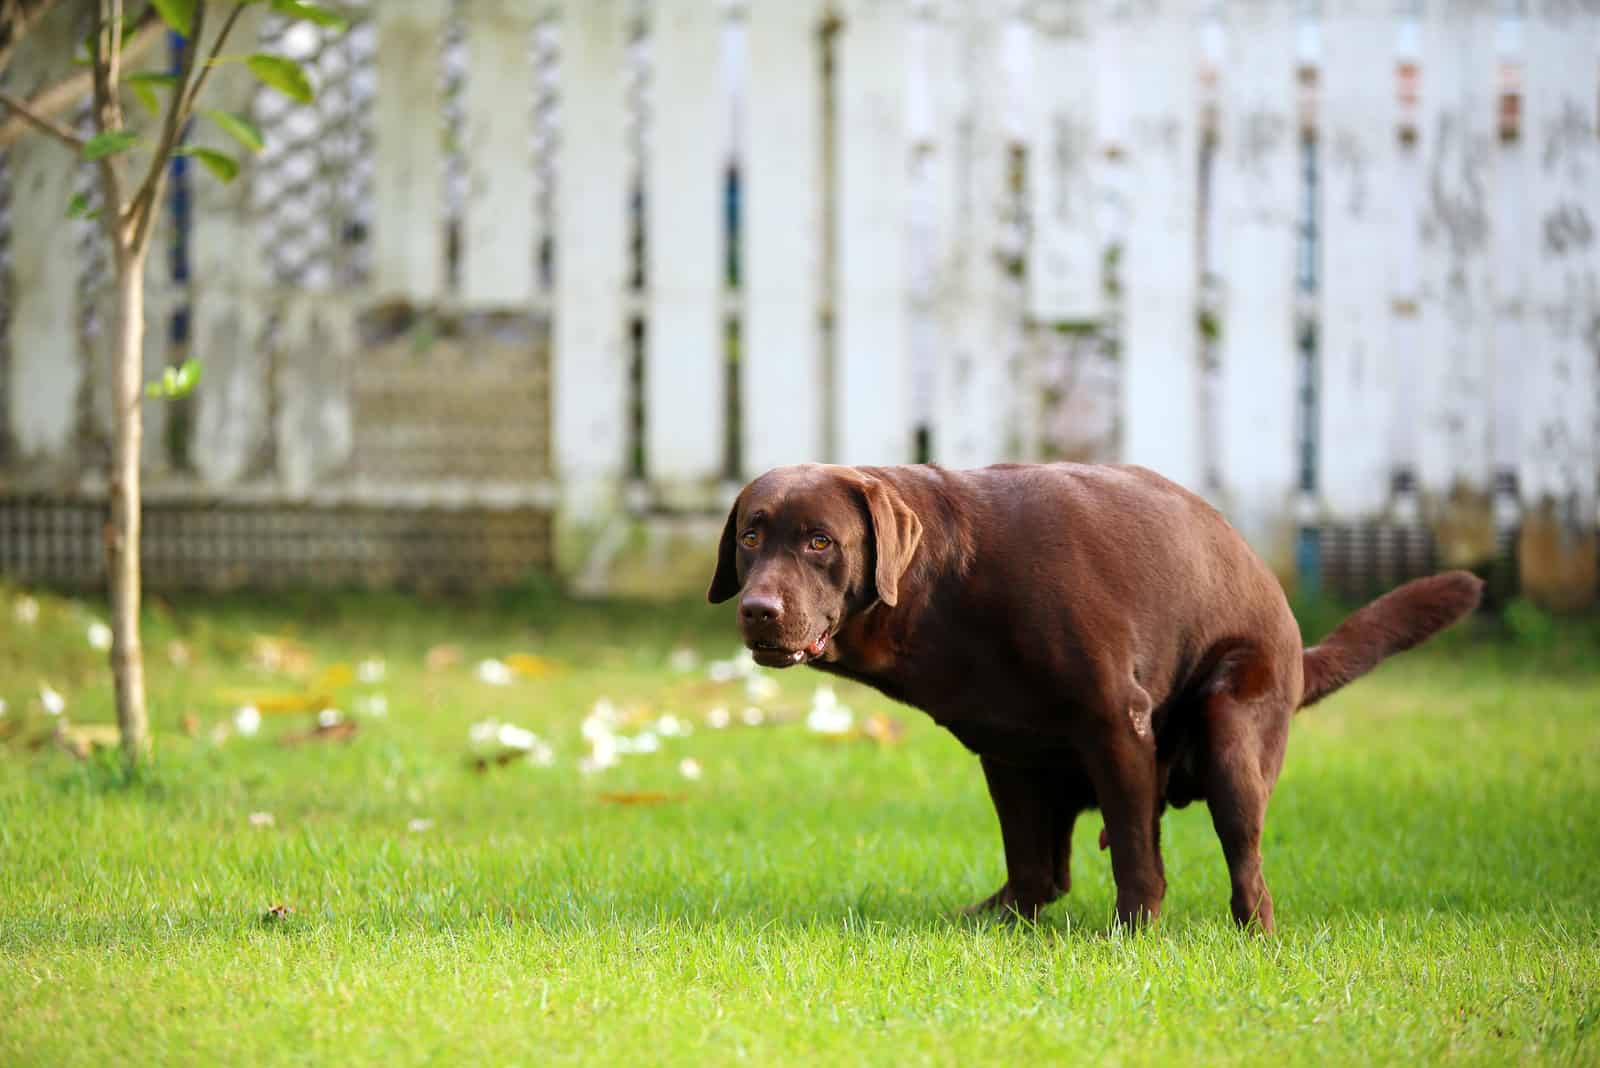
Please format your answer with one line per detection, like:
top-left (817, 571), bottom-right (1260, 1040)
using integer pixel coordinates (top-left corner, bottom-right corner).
top-left (739, 530), bottom-right (759, 548)
top-left (808, 534), bottom-right (832, 551)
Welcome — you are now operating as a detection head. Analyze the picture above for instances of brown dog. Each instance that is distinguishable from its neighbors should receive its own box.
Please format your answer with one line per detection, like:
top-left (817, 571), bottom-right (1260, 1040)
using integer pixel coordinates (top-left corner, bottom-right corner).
top-left (708, 462), bottom-right (1482, 931)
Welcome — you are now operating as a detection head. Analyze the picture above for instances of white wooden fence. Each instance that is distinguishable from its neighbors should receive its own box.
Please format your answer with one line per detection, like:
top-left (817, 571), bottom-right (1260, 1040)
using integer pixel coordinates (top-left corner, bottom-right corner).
top-left (1, 0), bottom-right (1597, 601)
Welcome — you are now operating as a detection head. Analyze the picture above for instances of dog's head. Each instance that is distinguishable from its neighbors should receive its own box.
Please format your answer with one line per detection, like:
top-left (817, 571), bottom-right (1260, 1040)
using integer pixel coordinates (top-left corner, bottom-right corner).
top-left (707, 465), bottom-right (923, 668)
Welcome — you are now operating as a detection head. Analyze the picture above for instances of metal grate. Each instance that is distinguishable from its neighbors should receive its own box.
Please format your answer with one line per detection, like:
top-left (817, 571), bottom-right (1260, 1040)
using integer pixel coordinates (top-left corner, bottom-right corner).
top-left (254, 2), bottom-right (376, 290)
top-left (0, 494), bottom-right (552, 591)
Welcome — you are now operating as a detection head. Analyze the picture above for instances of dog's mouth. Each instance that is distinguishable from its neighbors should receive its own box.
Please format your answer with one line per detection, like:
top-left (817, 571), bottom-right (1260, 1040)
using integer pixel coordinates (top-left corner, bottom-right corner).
top-left (748, 630), bottom-right (831, 668)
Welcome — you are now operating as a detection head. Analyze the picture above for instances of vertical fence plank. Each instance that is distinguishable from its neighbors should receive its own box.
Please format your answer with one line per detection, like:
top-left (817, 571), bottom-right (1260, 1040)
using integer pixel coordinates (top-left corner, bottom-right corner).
top-left (645, 0), bottom-right (724, 495)
top-left (554, 0), bottom-right (629, 503)
top-left (1517, 0), bottom-right (1599, 608)
top-left (5, 7), bottom-right (81, 468)
top-left (373, 0), bottom-right (446, 301)
top-left (1416, 0), bottom-right (1497, 563)
top-left (1214, 0), bottom-right (1299, 570)
top-left (1319, 0), bottom-right (1399, 521)
top-left (190, 7), bottom-right (269, 486)
top-left (460, 0), bottom-right (537, 305)
top-left (1117, 0), bottom-right (1201, 489)
top-left (836, 0), bottom-right (912, 465)
top-left (1027, 0), bottom-right (1100, 323)
top-left (932, 0), bottom-right (1019, 468)
top-left (744, 0), bottom-right (825, 474)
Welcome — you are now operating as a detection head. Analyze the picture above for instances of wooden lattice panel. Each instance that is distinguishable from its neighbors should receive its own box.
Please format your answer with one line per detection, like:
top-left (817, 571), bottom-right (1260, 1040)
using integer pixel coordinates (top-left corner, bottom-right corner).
top-left (0, 495), bottom-right (551, 591)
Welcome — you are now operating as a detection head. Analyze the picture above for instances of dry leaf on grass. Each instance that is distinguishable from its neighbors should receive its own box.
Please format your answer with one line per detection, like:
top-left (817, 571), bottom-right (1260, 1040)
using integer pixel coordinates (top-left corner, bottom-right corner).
top-left (425, 644), bottom-right (463, 672)
top-left (262, 904), bottom-right (294, 923)
top-left (595, 791), bottom-right (688, 806)
top-left (862, 713), bottom-right (906, 746)
top-left (279, 720), bottom-right (359, 746)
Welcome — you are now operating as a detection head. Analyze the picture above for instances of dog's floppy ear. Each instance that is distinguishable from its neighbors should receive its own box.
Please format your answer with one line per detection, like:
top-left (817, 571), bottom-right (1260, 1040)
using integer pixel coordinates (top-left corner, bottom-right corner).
top-left (860, 477), bottom-right (923, 607)
top-left (707, 495), bottom-right (744, 604)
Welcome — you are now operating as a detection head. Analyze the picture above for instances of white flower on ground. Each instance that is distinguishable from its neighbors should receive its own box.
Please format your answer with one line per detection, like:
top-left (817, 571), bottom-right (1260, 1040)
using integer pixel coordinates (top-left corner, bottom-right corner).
top-left (588, 729), bottom-right (619, 770)
top-left (13, 595), bottom-right (39, 625)
top-left (468, 719), bottom-right (500, 746)
top-left (528, 740), bottom-right (556, 767)
top-left (318, 708), bottom-right (342, 728)
top-left (357, 658), bottom-right (386, 683)
top-left (668, 648), bottom-right (699, 673)
top-left (39, 685), bottom-right (65, 717)
top-left (234, 705), bottom-right (262, 736)
top-left (745, 673), bottom-right (779, 702)
top-left (354, 694), bottom-right (388, 718)
top-left (0, 697), bottom-right (7, 717)
top-left (248, 811), bottom-right (274, 828)
top-left (705, 705), bottom-right (730, 729)
top-left (806, 685), bottom-right (854, 735)
top-left (497, 723), bottom-right (538, 751)
top-left (740, 706), bottom-right (765, 726)
top-left (631, 730), bottom-right (660, 754)
top-left (679, 757), bottom-right (703, 781)
top-left (407, 817), bottom-right (434, 833)
top-left (86, 621), bottom-right (112, 651)
top-left (475, 659), bottom-right (514, 686)
top-left (656, 714), bottom-right (691, 737)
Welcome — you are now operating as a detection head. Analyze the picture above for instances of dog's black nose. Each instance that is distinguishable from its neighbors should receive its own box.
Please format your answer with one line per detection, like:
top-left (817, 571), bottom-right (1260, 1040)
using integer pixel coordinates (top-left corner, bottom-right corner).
top-left (740, 593), bottom-right (783, 626)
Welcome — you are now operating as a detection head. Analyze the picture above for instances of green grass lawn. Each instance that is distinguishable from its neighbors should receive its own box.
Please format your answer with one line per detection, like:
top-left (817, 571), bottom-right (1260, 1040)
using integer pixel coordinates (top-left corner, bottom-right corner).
top-left (2, 582), bottom-right (1597, 1065)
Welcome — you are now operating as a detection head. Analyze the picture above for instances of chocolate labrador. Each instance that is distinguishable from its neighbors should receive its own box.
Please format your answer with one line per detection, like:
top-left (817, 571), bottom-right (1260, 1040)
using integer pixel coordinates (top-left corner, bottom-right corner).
top-left (708, 463), bottom-right (1481, 931)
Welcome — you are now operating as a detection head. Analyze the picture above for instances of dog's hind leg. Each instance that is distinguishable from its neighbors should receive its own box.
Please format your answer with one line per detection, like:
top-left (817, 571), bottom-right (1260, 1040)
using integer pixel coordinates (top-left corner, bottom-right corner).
top-left (1202, 690), bottom-right (1291, 933)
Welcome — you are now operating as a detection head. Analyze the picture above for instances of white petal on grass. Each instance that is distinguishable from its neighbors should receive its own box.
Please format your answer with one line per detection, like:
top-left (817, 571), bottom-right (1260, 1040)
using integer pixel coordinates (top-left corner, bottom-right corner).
top-left (407, 817), bottom-right (434, 833)
top-left (39, 685), bottom-right (66, 717)
top-left (355, 694), bottom-right (388, 718)
top-left (740, 706), bottom-right (765, 726)
top-left (589, 731), bottom-right (619, 768)
top-left (497, 723), bottom-right (538, 751)
top-left (705, 705), bottom-right (730, 729)
top-left (528, 741), bottom-right (556, 767)
top-left (656, 714), bottom-right (691, 737)
top-left (679, 757), bottom-right (703, 781)
top-left (668, 647), bottom-right (699, 672)
top-left (475, 658), bottom-right (514, 686)
top-left (745, 673), bottom-right (779, 702)
top-left (13, 595), bottom-right (39, 625)
top-left (806, 704), bottom-right (854, 735)
top-left (632, 730), bottom-right (660, 754)
top-left (248, 811), bottom-right (275, 828)
top-left (357, 658), bottom-right (387, 683)
top-left (318, 707), bottom-right (342, 728)
top-left (234, 705), bottom-right (262, 735)
top-left (86, 621), bottom-right (112, 651)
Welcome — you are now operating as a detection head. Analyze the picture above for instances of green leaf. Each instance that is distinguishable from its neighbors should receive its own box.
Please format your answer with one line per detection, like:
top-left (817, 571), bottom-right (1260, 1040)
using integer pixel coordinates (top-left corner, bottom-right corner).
top-left (268, 0), bottom-right (350, 31)
top-left (245, 53), bottom-right (315, 104)
top-left (176, 146), bottom-right (241, 182)
top-left (202, 109), bottom-right (265, 153)
top-left (127, 71), bottom-right (181, 88)
top-left (81, 129), bottom-right (141, 161)
top-left (130, 81), bottom-right (160, 117)
top-left (150, 0), bottom-right (196, 36)
top-left (145, 360), bottom-right (203, 399)
top-left (66, 193), bottom-right (91, 219)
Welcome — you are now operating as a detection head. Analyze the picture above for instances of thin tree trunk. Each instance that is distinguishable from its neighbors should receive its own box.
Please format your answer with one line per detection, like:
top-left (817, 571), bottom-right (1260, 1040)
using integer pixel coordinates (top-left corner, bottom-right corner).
top-left (109, 244), bottom-right (148, 766)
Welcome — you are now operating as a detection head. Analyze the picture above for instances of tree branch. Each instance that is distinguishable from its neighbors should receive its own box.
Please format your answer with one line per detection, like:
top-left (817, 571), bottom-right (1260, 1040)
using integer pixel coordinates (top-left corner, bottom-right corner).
top-left (0, 14), bottom-right (163, 150)
top-left (0, 84), bottom-right (86, 150)
top-left (127, 1), bottom-right (224, 252)
top-left (92, 0), bottom-right (129, 253)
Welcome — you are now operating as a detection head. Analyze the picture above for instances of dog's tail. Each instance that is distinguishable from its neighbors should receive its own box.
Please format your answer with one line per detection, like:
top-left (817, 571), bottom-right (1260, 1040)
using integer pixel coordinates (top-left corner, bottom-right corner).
top-left (1298, 571), bottom-right (1483, 710)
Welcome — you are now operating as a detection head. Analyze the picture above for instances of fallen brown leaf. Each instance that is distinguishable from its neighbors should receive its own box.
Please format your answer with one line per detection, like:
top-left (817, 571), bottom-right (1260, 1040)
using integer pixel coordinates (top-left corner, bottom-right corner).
top-left (279, 720), bottom-right (359, 746)
top-left (425, 644), bottom-right (463, 672)
top-left (262, 904), bottom-right (294, 922)
top-left (863, 713), bottom-right (906, 746)
top-left (595, 791), bottom-right (688, 806)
